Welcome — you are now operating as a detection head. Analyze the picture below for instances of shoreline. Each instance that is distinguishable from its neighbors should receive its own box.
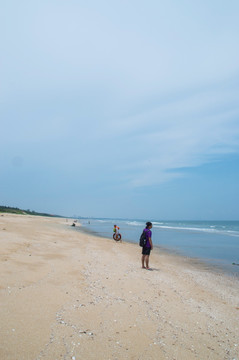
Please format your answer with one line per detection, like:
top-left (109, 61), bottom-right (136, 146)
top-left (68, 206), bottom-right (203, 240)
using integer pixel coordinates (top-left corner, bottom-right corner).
top-left (77, 222), bottom-right (239, 278)
top-left (1, 213), bottom-right (239, 360)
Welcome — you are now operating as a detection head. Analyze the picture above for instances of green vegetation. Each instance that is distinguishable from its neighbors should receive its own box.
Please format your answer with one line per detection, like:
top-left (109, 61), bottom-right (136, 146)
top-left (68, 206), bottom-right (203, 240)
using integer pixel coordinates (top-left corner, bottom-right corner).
top-left (0, 205), bottom-right (61, 217)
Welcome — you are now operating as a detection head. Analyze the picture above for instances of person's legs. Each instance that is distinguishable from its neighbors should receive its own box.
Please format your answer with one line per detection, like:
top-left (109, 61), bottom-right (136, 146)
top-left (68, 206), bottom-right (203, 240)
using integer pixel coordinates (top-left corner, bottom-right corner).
top-left (141, 254), bottom-right (146, 268)
top-left (145, 255), bottom-right (150, 269)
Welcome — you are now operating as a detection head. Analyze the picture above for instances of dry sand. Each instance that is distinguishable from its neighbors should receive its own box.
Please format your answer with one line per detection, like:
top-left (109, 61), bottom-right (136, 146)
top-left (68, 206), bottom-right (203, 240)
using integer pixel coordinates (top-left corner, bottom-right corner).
top-left (0, 213), bottom-right (239, 360)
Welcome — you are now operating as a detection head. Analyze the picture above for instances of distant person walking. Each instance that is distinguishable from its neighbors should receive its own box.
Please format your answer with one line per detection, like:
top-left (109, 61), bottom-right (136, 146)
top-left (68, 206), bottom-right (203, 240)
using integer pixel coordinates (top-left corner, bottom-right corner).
top-left (141, 222), bottom-right (153, 270)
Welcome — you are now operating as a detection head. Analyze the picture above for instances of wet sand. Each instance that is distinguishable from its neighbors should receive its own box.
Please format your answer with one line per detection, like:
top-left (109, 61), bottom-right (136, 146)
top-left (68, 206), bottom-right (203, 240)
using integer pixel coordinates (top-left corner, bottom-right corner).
top-left (0, 213), bottom-right (239, 360)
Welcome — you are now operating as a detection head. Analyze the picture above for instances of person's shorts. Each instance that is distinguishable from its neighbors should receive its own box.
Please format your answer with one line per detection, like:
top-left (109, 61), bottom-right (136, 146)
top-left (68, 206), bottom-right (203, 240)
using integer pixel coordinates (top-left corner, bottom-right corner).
top-left (142, 246), bottom-right (151, 255)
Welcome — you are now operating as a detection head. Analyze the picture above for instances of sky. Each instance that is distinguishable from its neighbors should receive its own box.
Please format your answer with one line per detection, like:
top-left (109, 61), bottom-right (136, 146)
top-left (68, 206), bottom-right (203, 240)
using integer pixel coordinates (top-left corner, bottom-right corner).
top-left (1, 0), bottom-right (239, 220)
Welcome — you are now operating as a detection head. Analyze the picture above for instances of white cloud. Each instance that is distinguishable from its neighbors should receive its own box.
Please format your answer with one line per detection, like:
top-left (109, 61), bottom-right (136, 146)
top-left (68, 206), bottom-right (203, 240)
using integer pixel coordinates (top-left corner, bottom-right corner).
top-left (109, 82), bottom-right (239, 187)
top-left (1, 0), bottom-right (239, 191)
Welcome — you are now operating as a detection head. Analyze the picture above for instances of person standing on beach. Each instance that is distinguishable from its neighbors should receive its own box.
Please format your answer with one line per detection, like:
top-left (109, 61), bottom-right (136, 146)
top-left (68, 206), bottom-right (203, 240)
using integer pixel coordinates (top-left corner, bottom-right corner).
top-left (141, 222), bottom-right (153, 270)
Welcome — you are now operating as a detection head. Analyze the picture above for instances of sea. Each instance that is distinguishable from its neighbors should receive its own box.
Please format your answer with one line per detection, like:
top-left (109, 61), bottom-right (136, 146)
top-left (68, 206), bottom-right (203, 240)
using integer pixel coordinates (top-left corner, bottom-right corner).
top-left (79, 218), bottom-right (239, 276)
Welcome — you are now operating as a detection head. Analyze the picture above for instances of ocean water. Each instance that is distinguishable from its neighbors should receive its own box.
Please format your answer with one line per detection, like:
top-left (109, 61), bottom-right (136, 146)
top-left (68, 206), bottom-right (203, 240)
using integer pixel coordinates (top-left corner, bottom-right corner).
top-left (79, 219), bottom-right (239, 275)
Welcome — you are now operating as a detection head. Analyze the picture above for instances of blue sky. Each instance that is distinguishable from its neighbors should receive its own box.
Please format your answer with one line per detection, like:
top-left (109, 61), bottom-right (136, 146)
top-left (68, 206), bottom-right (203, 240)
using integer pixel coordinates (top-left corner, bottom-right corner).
top-left (1, 0), bottom-right (239, 220)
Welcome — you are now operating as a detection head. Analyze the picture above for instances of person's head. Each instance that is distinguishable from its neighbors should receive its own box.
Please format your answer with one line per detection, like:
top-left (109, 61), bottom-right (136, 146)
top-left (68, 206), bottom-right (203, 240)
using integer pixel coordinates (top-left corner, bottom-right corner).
top-left (146, 221), bottom-right (152, 229)
top-left (114, 224), bottom-right (116, 227)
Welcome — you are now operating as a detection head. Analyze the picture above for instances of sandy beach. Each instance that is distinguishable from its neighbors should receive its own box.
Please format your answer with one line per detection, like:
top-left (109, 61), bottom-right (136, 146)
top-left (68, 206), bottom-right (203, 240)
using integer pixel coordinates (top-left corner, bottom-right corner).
top-left (0, 214), bottom-right (239, 360)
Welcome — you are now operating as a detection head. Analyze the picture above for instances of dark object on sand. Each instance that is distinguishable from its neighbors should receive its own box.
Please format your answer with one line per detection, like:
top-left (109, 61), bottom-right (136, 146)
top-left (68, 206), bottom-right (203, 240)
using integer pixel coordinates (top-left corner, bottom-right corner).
top-left (232, 262), bottom-right (239, 266)
top-left (72, 223), bottom-right (76, 227)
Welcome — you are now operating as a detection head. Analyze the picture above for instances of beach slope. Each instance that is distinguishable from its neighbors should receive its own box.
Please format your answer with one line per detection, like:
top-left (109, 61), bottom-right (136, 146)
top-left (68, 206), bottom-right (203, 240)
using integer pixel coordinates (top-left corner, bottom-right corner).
top-left (0, 214), bottom-right (238, 360)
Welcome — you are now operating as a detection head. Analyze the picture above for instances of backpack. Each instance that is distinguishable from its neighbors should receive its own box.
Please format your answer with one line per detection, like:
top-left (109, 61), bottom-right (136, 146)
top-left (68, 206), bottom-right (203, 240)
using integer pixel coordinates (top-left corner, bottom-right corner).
top-left (139, 229), bottom-right (147, 247)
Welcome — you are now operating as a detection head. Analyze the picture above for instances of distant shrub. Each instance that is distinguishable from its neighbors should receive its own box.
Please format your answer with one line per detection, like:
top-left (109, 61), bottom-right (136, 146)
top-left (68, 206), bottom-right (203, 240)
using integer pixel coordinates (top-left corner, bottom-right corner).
top-left (0, 206), bottom-right (61, 217)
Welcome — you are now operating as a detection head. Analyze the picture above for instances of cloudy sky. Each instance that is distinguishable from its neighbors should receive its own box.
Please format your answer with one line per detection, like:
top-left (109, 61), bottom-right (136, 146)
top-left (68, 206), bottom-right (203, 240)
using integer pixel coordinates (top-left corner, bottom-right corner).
top-left (1, 0), bottom-right (239, 220)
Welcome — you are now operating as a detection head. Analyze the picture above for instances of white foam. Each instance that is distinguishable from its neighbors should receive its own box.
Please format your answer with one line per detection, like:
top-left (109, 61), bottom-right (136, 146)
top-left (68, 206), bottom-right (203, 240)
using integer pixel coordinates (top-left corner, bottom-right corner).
top-left (126, 221), bottom-right (144, 226)
top-left (152, 225), bottom-right (239, 237)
